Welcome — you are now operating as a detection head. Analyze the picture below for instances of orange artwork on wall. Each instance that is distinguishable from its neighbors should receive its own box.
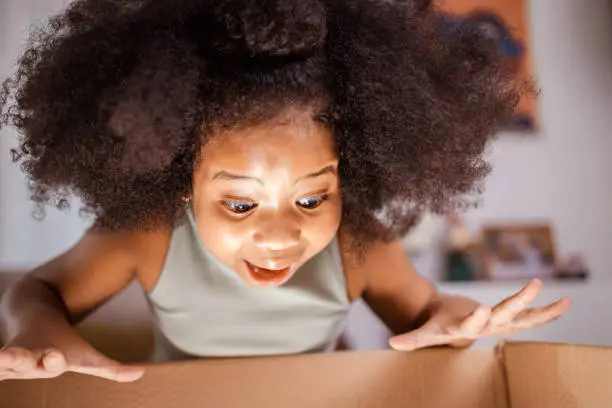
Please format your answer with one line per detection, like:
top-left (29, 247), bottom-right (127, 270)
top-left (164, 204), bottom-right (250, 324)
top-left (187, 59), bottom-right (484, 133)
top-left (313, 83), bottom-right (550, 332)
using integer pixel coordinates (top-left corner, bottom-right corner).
top-left (436, 0), bottom-right (538, 133)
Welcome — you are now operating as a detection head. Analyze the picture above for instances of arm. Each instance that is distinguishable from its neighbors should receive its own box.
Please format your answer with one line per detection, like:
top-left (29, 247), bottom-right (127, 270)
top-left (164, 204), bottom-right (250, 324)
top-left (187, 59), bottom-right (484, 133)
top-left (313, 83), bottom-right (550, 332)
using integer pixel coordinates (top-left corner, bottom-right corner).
top-left (341, 236), bottom-right (571, 351)
top-left (0, 228), bottom-right (157, 381)
top-left (1, 229), bottom-right (138, 340)
top-left (340, 237), bottom-right (437, 335)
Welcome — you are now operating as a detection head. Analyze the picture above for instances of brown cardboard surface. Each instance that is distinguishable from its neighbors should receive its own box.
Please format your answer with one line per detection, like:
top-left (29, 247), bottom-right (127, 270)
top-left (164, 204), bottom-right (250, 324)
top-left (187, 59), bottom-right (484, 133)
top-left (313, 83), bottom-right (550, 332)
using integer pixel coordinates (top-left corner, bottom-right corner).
top-left (0, 348), bottom-right (506, 408)
top-left (503, 341), bottom-right (612, 408)
top-left (75, 323), bottom-right (154, 364)
top-left (2, 340), bottom-right (612, 408)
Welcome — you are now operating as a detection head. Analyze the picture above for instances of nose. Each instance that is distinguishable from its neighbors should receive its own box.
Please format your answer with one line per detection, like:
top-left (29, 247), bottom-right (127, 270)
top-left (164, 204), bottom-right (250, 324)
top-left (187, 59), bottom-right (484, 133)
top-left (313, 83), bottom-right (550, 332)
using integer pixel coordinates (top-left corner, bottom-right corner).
top-left (253, 215), bottom-right (301, 252)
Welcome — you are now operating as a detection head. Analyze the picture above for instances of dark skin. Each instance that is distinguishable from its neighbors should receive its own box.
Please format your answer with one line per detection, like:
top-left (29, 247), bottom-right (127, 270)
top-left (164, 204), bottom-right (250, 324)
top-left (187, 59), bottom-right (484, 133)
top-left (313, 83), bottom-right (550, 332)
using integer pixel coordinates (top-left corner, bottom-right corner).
top-left (0, 111), bottom-right (570, 382)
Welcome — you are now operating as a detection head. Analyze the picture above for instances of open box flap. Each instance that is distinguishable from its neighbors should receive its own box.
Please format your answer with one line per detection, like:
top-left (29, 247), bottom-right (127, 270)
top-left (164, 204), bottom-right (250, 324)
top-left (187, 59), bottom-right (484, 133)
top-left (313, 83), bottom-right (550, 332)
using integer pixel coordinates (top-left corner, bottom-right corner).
top-left (501, 341), bottom-right (612, 408)
top-left (0, 347), bottom-right (506, 408)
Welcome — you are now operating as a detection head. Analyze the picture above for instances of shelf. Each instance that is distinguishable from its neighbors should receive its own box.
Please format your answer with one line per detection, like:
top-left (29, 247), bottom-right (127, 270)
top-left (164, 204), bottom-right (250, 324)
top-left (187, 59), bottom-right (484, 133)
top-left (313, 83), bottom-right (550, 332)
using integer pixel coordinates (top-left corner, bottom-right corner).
top-left (437, 278), bottom-right (591, 289)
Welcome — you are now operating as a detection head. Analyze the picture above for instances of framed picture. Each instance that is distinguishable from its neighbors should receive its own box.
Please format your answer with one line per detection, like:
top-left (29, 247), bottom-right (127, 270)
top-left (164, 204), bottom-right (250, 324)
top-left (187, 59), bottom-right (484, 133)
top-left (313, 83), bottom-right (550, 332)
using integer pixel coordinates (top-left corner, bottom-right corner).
top-left (435, 0), bottom-right (538, 133)
top-left (481, 223), bottom-right (558, 281)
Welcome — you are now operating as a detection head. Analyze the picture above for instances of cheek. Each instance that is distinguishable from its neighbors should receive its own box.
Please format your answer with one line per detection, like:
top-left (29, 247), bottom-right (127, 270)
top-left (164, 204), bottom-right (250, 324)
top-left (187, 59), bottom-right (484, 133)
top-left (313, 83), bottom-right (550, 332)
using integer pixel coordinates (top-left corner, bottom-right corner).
top-left (193, 202), bottom-right (249, 266)
top-left (301, 198), bottom-right (343, 253)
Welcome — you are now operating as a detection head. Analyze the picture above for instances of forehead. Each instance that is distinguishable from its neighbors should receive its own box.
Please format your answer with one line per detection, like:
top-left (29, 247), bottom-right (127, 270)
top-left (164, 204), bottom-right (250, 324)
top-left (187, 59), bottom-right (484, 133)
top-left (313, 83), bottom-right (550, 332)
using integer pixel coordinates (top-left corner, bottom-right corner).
top-left (200, 111), bottom-right (338, 176)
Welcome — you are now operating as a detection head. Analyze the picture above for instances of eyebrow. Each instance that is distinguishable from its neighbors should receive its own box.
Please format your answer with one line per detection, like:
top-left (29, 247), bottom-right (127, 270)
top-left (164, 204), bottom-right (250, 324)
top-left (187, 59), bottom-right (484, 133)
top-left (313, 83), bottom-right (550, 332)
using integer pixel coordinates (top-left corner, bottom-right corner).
top-left (212, 171), bottom-right (264, 185)
top-left (212, 165), bottom-right (337, 185)
top-left (295, 165), bottom-right (337, 184)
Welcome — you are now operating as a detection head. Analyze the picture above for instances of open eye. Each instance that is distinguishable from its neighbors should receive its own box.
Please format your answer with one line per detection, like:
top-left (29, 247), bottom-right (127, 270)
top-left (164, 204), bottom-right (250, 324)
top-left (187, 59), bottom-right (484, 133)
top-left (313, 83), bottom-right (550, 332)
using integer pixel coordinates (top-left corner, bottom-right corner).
top-left (296, 195), bottom-right (328, 210)
top-left (222, 200), bottom-right (257, 214)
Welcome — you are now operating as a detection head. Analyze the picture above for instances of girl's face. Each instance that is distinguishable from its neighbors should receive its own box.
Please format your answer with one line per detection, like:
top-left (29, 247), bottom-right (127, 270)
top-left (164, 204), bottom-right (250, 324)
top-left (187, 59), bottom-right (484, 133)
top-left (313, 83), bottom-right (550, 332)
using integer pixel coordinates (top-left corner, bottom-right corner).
top-left (192, 109), bottom-right (342, 288)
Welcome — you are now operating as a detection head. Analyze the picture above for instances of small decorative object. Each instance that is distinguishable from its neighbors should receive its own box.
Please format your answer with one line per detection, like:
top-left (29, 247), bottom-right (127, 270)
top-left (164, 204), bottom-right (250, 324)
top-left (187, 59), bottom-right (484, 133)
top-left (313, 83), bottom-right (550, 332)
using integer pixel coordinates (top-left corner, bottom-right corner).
top-left (446, 211), bottom-right (473, 251)
top-left (443, 212), bottom-right (479, 281)
top-left (481, 223), bottom-right (557, 281)
top-left (556, 253), bottom-right (589, 281)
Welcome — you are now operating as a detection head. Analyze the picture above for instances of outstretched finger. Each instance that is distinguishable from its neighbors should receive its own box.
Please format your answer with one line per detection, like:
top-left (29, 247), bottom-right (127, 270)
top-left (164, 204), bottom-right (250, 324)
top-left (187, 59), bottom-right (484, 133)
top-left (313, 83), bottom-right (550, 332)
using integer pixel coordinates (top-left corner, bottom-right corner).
top-left (513, 297), bottom-right (572, 329)
top-left (70, 359), bottom-right (145, 383)
top-left (489, 279), bottom-right (542, 326)
top-left (40, 349), bottom-right (68, 373)
top-left (0, 348), bottom-right (17, 369)
top-left (0, 347), bottom-right (38, 373)
top-left (0, 347), bottom-right (67, 380)
top-left (457, 304), bottom-right (491, 334)
top-left (388, 322), bottom-right (449, 352)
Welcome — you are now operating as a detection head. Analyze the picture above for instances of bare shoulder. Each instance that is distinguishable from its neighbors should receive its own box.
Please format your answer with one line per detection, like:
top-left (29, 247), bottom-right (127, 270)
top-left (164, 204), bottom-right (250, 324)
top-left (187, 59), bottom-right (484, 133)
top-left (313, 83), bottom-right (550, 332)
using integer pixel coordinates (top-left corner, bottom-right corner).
top-left (338, 227), bottom-right (437, 334)
top-left (28, 226), bottom-right (171, 322)
top-left (338, 228), bottom-right (370, 301)
top-left (338, 228), bottom-right (411, 301)
top-left (129, 228), bottom-right (172, 292)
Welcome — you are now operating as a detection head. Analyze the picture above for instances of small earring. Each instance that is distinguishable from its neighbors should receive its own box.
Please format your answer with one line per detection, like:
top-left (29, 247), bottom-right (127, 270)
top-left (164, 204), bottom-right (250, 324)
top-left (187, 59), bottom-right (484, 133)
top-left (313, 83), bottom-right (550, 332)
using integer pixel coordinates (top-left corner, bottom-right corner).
top-left (182, 195), bottom-right (191, 203)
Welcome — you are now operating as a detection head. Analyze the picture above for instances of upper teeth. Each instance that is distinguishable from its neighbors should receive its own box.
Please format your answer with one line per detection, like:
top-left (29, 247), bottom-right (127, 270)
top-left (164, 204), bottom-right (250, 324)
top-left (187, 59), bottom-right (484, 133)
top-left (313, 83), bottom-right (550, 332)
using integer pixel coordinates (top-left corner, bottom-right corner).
top-left (252, 265), bottom-right (284, 275)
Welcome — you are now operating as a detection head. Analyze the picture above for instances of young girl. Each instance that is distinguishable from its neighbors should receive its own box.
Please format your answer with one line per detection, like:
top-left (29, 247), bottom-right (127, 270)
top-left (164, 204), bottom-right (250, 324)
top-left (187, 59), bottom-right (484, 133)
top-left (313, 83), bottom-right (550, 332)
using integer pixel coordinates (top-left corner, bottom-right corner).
top-left (0, 0), bottom-right (569, 382)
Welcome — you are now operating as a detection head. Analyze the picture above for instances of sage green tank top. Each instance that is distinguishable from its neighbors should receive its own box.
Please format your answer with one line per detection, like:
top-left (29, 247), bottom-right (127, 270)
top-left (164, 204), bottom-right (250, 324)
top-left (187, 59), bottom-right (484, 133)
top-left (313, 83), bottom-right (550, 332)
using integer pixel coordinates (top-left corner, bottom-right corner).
top-left (144, 207), bottom-right (351, 362)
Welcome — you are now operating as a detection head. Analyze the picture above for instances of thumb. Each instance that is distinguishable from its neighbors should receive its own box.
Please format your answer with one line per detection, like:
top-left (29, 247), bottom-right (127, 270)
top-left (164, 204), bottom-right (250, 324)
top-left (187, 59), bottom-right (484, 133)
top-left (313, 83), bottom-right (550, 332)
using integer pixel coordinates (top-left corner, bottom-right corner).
top-left (40, 349), bottom-right (69, 373)
top-left (388, 322), bottom-right (448, 352)
top-left (68, 350), bottom-right (145, 382)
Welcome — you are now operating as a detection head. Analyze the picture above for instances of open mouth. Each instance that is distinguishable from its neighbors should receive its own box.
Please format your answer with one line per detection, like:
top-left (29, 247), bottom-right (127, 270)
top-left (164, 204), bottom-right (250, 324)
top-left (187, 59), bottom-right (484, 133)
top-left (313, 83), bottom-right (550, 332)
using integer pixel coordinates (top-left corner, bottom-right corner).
top-left (244, 260), bottom-right (298, 287)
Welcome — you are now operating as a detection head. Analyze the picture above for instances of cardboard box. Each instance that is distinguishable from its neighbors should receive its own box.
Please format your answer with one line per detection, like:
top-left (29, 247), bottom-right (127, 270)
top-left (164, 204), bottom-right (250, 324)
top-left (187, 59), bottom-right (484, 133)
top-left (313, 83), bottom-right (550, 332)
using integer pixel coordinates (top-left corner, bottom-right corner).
top-left (1, 340), bottom-right (611, 408)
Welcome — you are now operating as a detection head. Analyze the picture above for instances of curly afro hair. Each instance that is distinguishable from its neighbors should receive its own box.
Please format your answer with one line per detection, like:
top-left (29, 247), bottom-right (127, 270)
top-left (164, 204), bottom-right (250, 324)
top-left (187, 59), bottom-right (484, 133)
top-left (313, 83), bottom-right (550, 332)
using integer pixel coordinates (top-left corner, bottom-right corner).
top-left (0, 0), bottom-right (523, 249)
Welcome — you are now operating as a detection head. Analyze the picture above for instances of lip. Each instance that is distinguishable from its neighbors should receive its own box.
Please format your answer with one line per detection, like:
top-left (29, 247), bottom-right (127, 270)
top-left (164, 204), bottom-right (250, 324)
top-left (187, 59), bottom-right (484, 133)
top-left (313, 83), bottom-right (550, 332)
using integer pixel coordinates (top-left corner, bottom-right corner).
top-left (243, 260), bottom-right (300, 287)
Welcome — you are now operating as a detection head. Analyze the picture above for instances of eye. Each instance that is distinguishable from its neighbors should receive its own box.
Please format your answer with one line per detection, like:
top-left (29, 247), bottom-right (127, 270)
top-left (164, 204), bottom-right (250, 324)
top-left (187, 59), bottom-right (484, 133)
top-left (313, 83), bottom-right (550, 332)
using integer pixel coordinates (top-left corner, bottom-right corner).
top-left (222, 200), bottom-right (257, 214)
top-left (296, 195), bottom-right (328, 210)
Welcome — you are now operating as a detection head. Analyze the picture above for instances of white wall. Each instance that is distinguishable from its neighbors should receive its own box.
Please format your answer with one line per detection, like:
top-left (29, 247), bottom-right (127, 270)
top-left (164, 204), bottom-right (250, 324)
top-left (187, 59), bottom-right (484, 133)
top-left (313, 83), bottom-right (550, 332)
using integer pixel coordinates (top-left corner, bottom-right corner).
top-left (1, 0), bottom-right (612, 349)
top-left (0, 0), bottom-right (81, 270)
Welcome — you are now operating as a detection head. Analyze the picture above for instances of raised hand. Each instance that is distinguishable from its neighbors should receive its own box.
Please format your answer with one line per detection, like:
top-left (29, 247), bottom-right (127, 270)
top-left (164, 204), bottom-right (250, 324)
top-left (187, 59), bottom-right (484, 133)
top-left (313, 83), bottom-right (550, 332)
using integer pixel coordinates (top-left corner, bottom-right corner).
top-left (389, 279), bottom-right (571, 351)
